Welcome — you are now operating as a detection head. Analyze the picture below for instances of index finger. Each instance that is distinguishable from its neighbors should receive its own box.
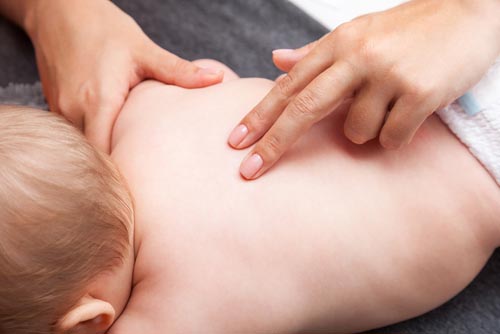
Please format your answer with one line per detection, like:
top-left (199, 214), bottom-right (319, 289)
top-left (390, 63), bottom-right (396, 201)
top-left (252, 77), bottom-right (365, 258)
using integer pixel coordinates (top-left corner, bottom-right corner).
top-left (239, 61), bottom-right (360, 180)
top-left (228, 35), bottom-right (337, 150)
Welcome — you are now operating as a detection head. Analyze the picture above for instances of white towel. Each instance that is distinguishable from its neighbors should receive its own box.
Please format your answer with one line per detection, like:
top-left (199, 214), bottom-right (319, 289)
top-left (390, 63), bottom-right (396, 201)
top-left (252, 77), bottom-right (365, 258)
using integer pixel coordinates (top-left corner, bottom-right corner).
top-left (437, 59), bottom-right (500, 185)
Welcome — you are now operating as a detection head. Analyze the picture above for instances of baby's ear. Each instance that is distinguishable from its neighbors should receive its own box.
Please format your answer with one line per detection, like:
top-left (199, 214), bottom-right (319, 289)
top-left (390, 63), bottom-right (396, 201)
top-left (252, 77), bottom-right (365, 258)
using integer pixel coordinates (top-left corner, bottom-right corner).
top-left (58, 294), bottom-right (115, 333)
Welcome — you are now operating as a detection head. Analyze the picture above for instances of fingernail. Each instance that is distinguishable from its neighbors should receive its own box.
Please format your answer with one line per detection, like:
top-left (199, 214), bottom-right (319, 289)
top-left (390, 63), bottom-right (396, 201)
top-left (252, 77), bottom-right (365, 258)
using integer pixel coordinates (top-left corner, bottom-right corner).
top-left (272, 49), bottom-right (295, 57)
top-left (228, 124), bottom-right (249, 148)
top-left (240, 153), bottom-right (264, 180)
top-left (199, 67), bottom-right (223, 77)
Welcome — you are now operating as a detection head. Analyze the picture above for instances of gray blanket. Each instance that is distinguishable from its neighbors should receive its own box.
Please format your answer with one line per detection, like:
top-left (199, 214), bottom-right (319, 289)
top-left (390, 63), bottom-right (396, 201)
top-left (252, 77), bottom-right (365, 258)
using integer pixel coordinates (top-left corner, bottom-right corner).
top-left (0, 1), bottom-right (499, 333)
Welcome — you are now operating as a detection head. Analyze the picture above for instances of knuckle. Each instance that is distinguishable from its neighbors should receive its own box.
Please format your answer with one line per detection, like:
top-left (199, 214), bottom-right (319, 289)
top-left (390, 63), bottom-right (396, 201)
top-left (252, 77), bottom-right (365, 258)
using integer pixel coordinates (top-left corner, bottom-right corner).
top-left (181, 58), bottom-right (197, 73)
top-left (290, 92), bottom-right (318, 120)
top-left (80, 83), bottom-right (96, 103)
top-left (388, 64), bottom-right (408, 85)
top-left (335, 61), bottom-right (357, 85)
top-left (73, 81), bottom-right (96, 103)
top-left (334, 22), bottom-right (358, 43)
top-left (172, 56), bottom-right (194, 78)
top-left (246, 105), bottom-right (268, 130)
top-left (355, 13), bottom-right (375, 26)
top-left (260, 133), bottom-right (283, 159)
top-left (358, 40), bottom-right (383, 65)
top-left (173, 56), bottom-right (185, 70)
top-left (392, 73), bottom-right (435, 104)
top-left (320, 32), bottom-right (338, 53)
top-left (276, 73), bottom-right (296, 99)
top-left (406, 81), bottom-right (434, 102)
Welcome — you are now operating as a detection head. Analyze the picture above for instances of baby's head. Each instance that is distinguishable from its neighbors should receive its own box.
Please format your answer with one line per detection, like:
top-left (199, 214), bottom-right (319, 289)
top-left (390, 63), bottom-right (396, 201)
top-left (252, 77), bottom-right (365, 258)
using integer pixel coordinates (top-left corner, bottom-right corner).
top-left (0, 106), bottom-right (134, 334)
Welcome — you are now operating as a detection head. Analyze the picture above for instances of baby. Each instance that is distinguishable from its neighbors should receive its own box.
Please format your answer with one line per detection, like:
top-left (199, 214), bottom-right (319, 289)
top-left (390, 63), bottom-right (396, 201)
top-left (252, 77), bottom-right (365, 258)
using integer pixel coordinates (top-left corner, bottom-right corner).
top-left (1, 60), bottom-right (499, 334)
top-left (0, 105), bottom-right (133, 333)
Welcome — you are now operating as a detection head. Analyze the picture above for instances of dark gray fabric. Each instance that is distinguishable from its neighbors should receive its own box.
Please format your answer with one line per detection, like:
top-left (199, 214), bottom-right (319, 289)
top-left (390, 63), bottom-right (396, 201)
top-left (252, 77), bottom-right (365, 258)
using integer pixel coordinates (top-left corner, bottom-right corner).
top-left (0, 0), bottom-right (327, 85)
top-left (0, 1), bottom-right (498, 333)
top-left (0, 22), bottom-right (38, 85)
top-left (371, 252), bottom-right (500, 334)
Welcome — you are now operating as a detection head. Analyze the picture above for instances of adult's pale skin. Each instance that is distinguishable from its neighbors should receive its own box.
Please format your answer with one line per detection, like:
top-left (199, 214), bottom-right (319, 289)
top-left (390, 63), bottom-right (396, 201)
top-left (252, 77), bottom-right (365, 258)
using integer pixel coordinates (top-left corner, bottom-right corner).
top-left (0, 0), bottom-right (223, 152)
top-left (228, 0), bottom-right (500, 180)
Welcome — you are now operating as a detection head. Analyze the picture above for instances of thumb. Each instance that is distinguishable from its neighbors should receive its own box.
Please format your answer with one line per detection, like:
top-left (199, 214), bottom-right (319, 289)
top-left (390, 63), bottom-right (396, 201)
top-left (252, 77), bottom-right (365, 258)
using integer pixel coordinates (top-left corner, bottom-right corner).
top-left (272, 40), bottom-right (319, 72)
top-left (140, 43), bottom-right (224, 88)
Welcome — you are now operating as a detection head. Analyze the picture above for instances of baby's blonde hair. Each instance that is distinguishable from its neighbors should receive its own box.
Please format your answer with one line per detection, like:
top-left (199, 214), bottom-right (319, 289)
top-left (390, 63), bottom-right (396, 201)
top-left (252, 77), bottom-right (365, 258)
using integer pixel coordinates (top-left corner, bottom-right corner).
top-left (0, 106), bottom-right (133, 334)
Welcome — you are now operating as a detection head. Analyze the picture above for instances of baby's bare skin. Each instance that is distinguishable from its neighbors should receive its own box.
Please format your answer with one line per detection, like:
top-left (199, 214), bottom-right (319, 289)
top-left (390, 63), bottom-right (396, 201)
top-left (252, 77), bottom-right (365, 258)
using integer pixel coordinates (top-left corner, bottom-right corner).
top-left (109, 76), bottom-right (500, 333)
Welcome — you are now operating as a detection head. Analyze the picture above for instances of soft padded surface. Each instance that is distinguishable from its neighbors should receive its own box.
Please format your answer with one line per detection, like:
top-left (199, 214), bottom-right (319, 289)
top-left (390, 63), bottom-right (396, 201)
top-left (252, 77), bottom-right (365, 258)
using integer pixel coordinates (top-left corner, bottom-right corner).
top-left (0, 0), bottom-right (326, 85)
top-left (0, 1), bottom-right (499, 333)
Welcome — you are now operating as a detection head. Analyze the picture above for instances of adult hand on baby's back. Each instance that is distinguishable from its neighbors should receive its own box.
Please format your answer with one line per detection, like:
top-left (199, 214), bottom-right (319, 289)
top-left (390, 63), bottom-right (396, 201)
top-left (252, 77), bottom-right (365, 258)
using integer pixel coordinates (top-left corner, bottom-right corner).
top-left (228, 0), bottom-right (500, 180)
top-left (27, 0), bottom-right (223, 153)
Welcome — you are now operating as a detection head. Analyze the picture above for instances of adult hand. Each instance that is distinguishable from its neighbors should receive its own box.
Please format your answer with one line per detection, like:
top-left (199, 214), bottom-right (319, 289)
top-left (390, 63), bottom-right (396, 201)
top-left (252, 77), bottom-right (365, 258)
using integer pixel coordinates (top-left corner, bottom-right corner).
top-left (27, 0), bottom-right (223, 152)
top-left (228, 0), bottom-right (500, 180)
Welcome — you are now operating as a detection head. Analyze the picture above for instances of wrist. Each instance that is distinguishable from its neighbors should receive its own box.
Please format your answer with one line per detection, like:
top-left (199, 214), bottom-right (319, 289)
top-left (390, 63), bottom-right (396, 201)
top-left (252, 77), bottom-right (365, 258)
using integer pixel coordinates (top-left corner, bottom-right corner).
top-left (22, 0), bottom-right (73, 42)
top-left (23, 0), bottom-right (106, 42)
top-left (462, 0), bottom-right (500, 24)
top-left (460, 0), bottom-right (500, 52)
top-left (0, 0), bottom-right (37, 33)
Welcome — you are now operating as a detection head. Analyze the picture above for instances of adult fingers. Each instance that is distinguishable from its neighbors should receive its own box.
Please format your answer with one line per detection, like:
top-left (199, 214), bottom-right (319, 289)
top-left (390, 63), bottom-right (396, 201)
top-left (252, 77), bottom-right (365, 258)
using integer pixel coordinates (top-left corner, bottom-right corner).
top-left (84, 102), bottom-right (121, 153)
top-left (192, 59), bottom-right (240, 82)
top-left (344, 84), bottom-right (393, 144)
top-left (379, 94), bottom-right (437, 149)
top-left (228, 40), bottom-right (337, 150)
top-left (84, 105), bottom-right (117, 153)
top-left (239, 61), bottom-right (360, 180)
top-left (272, 40), bottom-right (319, 72)
top-left (140, 43), bottom-right (224, 88)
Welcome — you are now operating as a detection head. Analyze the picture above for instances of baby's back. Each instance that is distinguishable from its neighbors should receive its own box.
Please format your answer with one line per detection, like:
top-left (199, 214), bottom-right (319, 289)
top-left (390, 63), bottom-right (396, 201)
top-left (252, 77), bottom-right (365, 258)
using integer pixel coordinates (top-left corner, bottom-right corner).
top-left (110, 80), bottom-right (500, 333)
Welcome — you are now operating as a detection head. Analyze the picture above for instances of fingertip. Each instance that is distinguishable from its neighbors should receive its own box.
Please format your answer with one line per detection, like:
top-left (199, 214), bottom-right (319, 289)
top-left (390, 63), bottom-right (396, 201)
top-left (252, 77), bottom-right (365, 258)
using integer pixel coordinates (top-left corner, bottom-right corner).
top-left (273, 53), bottom-right (295, 73)
top-left (344, 125), bottom-right (369, 145)
top-left (272, 49), bottom-right (296, 57)
top-left (379, 134), bottom-right (404, 150)
top-left (175, 66), bottom-right (224, 88)
top-left (272, 43), bottom-right (315, 72)
top-left (198, 67), bottom-right (225, 80)
top-left (239, 153), bottom-right (264, 180)
top-left (228, 124), bottom-right (249, 149)
top-left (183, 67), bottom-right (223, 88)
top-left (144, 47), bottom-right (224, 88)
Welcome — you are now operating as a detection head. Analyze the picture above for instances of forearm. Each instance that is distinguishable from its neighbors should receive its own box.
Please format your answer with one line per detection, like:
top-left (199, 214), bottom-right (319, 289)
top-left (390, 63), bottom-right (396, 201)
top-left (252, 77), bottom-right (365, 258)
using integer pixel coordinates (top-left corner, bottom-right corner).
top-left (0, 0), bottom-right (36, 32)
top-left (464, 0), bottom-right (500, 45)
